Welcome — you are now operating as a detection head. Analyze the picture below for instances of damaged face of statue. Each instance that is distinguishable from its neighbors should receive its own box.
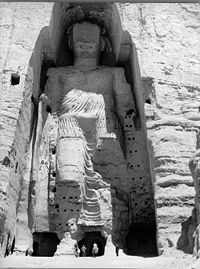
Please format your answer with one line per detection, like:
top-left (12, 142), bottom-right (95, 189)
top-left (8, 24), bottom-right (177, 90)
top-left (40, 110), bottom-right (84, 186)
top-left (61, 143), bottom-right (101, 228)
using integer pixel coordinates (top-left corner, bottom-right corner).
top-left (73, 42), bottom-right (100, 59)
top-left (70, 22), bottom-right (102, 64)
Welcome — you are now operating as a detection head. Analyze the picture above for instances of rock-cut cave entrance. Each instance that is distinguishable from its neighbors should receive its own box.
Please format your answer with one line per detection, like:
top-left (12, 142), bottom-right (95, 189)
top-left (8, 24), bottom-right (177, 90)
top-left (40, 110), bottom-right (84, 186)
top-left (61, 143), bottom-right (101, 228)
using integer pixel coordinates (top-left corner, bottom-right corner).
top-left (78, 231), bottom-right (107, 257)
top-left (32, 232), bottom-right (60, 257)
top-left (125, 222), bottom-right (158, 257)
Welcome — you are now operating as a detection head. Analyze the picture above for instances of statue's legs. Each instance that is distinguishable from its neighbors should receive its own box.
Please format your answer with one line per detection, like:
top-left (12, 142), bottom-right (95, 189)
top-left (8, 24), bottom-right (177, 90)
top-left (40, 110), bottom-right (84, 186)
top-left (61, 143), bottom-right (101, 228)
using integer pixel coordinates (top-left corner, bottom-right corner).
top-left (56, 116), bottom-right (99, 184)
top-left (93, 137), bottom-right (130, 248)
top-left (57, 137), bottom-right (86, 183)
top-left (54, 117), bottom-right (104, 234)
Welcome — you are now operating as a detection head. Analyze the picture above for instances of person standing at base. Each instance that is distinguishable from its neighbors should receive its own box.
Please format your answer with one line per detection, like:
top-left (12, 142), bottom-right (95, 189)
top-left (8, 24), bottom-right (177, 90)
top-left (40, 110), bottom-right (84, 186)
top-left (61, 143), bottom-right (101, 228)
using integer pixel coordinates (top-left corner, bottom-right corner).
top-left (74, 243), bottom-right (80, 257)
top-left (115, 244), bottom-right (119, 257)
top-left (81, 245), bottom-right (87, 257)
top-left (92, 242), bottom-right (99, 258)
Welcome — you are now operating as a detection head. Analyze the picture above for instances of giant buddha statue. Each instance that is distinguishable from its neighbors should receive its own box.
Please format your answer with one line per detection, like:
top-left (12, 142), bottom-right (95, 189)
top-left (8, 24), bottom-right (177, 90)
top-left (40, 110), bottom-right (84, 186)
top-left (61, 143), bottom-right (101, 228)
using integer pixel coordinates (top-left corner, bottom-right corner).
top-left (31, 21), bottom-right (136, 251)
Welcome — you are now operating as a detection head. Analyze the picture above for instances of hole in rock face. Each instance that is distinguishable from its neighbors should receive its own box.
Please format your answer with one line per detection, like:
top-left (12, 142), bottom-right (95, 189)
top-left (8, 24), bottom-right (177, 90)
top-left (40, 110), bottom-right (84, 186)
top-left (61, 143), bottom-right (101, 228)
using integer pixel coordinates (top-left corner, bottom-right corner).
top-left (52, 187), bottom-right (56, 192)
top-left (11, 73), bottom-right (20, 85)
top-left (32, 232), bottom-right (60, 257)
top-left (126, 109), bottom-right (134, 116)
top-left (145, 98), bottom-right (151, 104)
top-left (78, 231), bottom-right (107, 257)
top-left (2, 156), bottom-right (11, 167)
top-left (46, 105), bottom-right (52, 113)
top-left (52, 147), bottom-right (56, 154)
top-left (125, 223), bottom-right (158, 257)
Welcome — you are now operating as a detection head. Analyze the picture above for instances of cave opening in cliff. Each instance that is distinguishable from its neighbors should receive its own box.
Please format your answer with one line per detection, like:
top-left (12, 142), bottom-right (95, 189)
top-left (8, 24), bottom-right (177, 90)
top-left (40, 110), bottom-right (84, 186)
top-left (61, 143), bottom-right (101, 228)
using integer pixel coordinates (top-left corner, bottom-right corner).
top-left (11, 72), bottom-right (20, 85)
top-left (78, 231), bottom-right (107, 257)
top-left (125, 222), bottom-right (158, 257)
top-left (32, 232), bottom-right (60, 257)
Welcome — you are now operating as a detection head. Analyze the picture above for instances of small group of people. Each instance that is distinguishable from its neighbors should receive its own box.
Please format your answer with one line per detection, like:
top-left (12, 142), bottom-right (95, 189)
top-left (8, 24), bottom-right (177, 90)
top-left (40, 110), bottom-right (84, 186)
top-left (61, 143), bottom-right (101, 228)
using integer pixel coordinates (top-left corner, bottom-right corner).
top-left (74, 242), bottom-right (99, 257)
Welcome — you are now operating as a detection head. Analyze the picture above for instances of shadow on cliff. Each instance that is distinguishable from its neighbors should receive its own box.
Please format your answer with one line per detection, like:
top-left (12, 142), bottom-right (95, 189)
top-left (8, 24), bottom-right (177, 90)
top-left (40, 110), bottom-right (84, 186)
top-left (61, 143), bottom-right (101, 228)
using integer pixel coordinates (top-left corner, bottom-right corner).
top-left (177, 208), bottom-right (197, 254)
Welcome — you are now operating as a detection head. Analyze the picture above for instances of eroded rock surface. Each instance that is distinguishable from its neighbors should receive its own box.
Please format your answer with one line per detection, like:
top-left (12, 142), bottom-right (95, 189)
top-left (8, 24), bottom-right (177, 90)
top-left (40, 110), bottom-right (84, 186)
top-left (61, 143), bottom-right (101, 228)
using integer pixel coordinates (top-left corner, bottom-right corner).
top-left (0, 2), bottom-right (53, 256)
top-left (119, 3), bottom-right (200, 251)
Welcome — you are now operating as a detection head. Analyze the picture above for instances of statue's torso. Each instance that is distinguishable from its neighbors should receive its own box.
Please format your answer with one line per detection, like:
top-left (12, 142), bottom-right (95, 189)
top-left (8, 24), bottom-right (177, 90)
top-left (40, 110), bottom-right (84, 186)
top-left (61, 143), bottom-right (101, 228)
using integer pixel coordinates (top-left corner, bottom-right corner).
top-left (61, 68), bottom-right (113, 114)
top-left (47, 66), bottom-right (121, 138)
top-left (47, 66), bottom-right (117, 107)
top-left (60, 67), bottom-right (113, 95)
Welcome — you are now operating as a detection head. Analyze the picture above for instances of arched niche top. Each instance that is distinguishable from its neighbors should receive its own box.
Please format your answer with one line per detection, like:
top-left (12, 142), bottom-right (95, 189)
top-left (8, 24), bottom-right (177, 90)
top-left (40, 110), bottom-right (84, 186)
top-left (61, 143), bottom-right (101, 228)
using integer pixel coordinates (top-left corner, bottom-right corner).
top-left (49, 2), bottom-right (124, 67)
top-left (41, 2), bottom-right (145, 129)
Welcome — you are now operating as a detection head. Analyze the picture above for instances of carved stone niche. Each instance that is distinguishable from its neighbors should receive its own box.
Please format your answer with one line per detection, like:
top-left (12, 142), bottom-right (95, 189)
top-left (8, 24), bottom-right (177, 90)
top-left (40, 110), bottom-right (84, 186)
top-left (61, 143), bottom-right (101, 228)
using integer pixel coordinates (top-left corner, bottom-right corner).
top-left (14, 2), bottom-right (158, 257)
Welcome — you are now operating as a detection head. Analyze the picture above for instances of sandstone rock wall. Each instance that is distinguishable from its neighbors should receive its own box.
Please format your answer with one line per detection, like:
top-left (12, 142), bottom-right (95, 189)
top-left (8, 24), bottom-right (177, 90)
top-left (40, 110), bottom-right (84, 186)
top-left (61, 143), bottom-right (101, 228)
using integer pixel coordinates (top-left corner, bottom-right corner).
top-left (118, 3), bottom-right (200, 250)
top-left (0, 2), bottom-right (200, 256)
top-left (0, 2), bottom-right (53, 256)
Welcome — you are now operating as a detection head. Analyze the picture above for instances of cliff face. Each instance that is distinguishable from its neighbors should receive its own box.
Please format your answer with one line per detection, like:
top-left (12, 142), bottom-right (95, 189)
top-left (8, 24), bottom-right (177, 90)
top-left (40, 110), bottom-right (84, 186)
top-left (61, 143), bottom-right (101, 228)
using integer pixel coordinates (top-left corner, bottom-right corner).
top-left (118, 3), bottom-right (200, 251)
top-left (0, 2), bottom-right (200, 257)
top-left (0, 2), bottom-right (53, 256)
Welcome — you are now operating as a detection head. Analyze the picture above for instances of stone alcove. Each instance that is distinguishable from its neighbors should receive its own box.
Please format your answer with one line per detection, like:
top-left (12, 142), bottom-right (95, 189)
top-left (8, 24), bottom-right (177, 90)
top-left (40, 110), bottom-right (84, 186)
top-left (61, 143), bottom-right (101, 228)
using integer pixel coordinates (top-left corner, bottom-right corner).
top-left (13, 2), bottom-right (158, 257)
top-left (78, 232), bottom-right (107, 257)
top-left (32, 232), bottom-right (60, 257)
top-left (125, 223), bottom-right (158, 256)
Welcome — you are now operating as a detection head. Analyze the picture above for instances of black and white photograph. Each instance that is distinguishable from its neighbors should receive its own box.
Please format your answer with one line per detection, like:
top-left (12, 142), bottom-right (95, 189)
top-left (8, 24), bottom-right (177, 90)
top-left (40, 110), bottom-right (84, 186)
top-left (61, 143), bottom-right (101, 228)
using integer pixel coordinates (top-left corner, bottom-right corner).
top-left (0, 1), bottom-right (200, 268)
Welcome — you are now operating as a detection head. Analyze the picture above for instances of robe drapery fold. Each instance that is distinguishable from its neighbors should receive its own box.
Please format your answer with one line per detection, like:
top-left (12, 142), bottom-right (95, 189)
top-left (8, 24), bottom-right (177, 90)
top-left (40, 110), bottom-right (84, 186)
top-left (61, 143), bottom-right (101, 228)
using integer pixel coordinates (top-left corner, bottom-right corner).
top-left (32, 67), bottom-right (135, 235)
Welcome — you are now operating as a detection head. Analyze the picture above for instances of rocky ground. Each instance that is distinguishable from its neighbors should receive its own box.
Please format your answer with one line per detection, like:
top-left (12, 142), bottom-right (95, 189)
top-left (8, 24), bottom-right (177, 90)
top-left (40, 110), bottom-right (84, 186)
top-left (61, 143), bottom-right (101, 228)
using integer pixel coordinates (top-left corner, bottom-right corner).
top-left (1, 243), bottom-right (200, 269)
top-left (1, 251), bottom-right (199, 269)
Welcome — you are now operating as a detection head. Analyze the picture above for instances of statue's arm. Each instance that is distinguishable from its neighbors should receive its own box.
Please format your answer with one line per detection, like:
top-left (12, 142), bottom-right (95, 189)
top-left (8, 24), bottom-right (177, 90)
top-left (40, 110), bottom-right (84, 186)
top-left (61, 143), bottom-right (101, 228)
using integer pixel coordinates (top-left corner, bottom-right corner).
top-left (113, 68), bottom-right (136, 129)
top-left (40, 68), bottom-right (60, 113)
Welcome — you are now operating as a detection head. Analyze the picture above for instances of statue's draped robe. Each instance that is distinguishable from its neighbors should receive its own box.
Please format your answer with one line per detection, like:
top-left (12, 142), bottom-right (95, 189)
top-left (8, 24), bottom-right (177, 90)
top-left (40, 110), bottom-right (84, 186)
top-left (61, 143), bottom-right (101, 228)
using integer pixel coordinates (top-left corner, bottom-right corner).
top-left (32, 66), bottom-right (135, 237)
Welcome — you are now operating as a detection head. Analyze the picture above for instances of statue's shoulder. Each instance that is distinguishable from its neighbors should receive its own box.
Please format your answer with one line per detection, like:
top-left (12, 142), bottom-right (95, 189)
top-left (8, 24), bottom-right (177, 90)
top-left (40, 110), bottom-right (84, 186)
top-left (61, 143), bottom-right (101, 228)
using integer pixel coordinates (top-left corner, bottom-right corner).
top-left (112, 67), bottom-right (125, 75)
top-left (108, 67), bottom-right (126, 79)
top-left (100, 66), bottom-right (125, 75)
